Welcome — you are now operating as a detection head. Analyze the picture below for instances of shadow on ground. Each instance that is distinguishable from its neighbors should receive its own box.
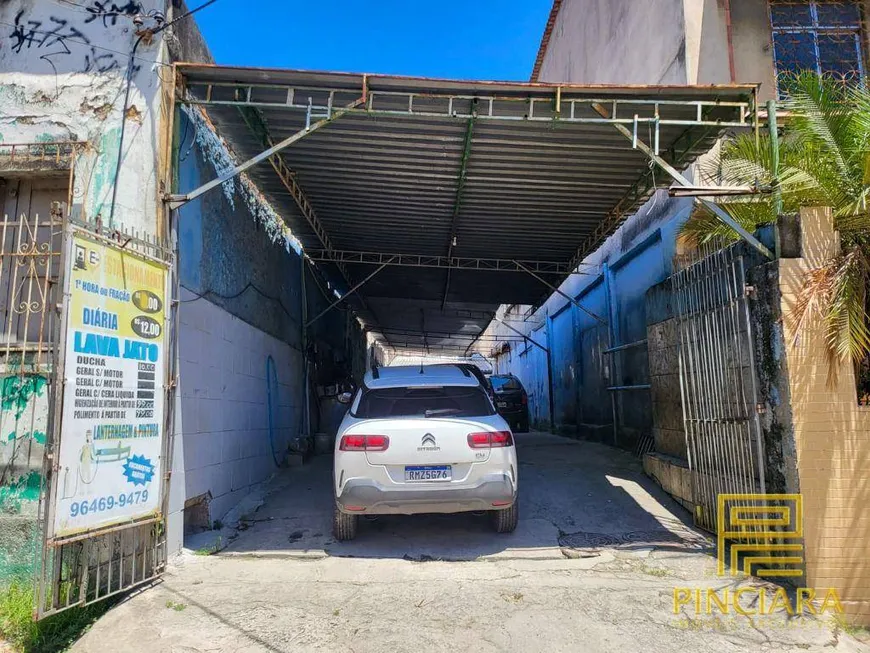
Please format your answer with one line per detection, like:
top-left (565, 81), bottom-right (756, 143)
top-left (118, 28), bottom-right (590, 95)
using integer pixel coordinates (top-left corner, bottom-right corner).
top-left (213, 432), bottom-right (710, 561)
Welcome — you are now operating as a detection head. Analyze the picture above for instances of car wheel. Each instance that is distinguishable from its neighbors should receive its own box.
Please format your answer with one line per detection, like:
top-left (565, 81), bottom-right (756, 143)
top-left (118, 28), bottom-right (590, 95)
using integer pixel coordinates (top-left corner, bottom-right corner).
top-left (518, 417), bottom-right (530, 433)
top-left (490, 502), bottom-right (519, 533)
top-left (333, 504), bottom-right (358, 541)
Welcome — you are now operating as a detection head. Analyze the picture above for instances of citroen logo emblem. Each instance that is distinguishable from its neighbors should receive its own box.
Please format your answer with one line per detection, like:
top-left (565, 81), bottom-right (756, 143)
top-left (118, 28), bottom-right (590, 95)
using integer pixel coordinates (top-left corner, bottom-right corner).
top-left (421, 433), bottom-right (436, 446)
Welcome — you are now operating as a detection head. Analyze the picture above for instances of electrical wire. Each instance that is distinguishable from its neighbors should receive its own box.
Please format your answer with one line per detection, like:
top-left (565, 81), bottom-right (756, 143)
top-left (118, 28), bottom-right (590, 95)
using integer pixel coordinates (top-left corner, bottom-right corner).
top-left (180, 282), bottom-right (302, 328)
top-left (107, 0), bottom-right (221, 225)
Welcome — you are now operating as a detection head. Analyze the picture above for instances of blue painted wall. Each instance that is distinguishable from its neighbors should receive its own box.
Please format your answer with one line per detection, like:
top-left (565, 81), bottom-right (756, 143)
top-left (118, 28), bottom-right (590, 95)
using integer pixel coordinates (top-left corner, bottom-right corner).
top-left (488, 191), bottom-right (695, 448)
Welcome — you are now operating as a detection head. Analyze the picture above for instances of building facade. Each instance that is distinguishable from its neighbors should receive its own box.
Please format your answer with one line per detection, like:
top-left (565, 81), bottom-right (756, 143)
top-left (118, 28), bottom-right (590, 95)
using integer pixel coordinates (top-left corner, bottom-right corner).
top-left (486, 0), bottom-right (870, 442)
top-left (0, 0), bottom-right (362, 589)
top-left (482, 0), bottom-right (870, 623)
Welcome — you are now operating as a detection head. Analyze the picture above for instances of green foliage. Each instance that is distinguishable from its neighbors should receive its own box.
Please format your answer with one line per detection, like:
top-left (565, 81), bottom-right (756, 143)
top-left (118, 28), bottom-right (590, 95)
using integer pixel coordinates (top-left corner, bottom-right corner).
top-left (679, 72), bottom-right (870, 380)
top-left (0, 580), bottom-right (114, 653)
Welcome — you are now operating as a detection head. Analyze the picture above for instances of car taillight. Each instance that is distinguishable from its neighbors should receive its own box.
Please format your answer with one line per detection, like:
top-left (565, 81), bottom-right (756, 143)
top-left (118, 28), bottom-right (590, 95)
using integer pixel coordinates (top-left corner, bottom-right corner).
top-left (339, 434), bottom-right (390, 451)
top-left (521, 394), bottom-right (528, 405)
top-left (467, 431), bottom-right (513, 448)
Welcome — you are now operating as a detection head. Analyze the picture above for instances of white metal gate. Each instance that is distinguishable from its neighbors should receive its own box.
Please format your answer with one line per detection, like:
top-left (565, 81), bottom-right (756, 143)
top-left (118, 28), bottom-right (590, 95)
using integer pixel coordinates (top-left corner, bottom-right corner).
top-left (672, 247), bottom-right (765, 532)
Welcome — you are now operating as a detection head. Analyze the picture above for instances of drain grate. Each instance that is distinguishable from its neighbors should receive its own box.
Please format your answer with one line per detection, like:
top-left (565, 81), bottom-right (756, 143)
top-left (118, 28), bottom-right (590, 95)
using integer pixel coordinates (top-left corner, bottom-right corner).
top-left (558, 529), bottom-right (711, 551)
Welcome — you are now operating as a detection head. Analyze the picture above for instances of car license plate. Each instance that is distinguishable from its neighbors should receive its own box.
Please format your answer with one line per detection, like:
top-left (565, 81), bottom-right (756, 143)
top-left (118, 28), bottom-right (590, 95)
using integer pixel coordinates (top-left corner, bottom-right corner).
top-left (405, 465), bottom-right (452, 482)
top-left (497, 401), bottom-right (507, 408)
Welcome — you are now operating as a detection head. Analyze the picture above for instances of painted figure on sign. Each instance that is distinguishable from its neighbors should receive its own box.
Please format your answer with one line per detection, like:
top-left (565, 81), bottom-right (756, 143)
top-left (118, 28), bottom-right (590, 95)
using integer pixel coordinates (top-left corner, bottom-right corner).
top-left (78, 429), bottom-right (97, 484)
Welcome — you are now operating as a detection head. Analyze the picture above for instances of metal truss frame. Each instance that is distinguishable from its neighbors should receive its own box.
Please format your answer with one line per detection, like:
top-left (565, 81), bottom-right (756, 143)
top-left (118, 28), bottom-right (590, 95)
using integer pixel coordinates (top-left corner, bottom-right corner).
top-left (180, 80), bottom-right (754, 130)
top-left (305, 249), bottom-right (574, 274)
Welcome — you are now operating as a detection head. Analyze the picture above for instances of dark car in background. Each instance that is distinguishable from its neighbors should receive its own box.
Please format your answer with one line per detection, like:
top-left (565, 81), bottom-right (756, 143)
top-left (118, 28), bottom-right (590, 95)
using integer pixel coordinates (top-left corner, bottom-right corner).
top-left (437, 363), bottom-right (494, 399)
top-left (489, 374), bottom-right (529, 432)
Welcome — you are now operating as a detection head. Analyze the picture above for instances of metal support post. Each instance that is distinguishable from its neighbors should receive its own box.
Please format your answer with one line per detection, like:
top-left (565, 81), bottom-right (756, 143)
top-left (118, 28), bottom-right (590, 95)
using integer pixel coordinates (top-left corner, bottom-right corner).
top-left (767, 99), bottom-right (782, 217)
top-left (513, 259), bottom-right (607, 325)
top-left (442, 112), bottom-right (477, 310)
top-left (301, 257), bottom-right (310, 437)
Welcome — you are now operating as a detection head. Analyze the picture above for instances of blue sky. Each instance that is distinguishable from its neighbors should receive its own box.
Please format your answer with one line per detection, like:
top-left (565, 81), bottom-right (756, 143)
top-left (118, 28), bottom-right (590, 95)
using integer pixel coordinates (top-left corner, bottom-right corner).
top-left (193, 0), bottom-right (553, 81)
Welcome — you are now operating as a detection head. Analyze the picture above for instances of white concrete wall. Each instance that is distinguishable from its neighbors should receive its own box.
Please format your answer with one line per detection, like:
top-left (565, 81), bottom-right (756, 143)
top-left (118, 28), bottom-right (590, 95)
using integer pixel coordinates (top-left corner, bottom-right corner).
top-left (0, 0), bottom-right (169, 237)
top-left (537, 0), bottom-right (688, 84)
top-left (167, 289), bottom-right (303, 549)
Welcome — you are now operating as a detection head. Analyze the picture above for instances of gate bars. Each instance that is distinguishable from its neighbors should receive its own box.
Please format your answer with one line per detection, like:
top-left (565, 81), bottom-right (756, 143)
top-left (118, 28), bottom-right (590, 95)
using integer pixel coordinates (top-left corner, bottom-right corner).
top-left (672, 247), bottom-right (765, 532)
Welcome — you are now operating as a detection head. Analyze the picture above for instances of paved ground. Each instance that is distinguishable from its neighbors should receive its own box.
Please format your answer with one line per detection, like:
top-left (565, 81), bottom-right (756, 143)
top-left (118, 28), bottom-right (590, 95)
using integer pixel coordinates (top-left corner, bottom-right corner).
top-left (73, 432), bottom-right (868, 652)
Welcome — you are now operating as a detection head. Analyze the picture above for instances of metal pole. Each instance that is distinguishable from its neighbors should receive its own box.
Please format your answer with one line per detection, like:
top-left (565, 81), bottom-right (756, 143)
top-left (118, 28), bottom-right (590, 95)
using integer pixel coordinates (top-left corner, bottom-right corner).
top-left (545, 313), bottom-right (556, 433)
top-left (767, 99), bottom-right (782, 217)
top-left (301, 257), bottom-right (309, 438)
top-left (304, 260), bottom-right (391, 328)
top-left (513, 259), bottom-right (607, 325)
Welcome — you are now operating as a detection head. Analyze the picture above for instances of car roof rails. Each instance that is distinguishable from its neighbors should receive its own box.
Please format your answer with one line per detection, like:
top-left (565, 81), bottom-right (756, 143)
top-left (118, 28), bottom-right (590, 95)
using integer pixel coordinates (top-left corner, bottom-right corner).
top-left (457, 364), bottom-right (471, 377)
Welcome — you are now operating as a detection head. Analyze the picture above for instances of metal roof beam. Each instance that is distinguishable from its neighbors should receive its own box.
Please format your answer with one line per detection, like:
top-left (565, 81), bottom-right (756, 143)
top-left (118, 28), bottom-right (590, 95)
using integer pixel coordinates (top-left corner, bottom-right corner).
top-left (182, 82), bottom-right (753, 129)
top-left (305, 249), bottom-right (577, 274)
top-left (592, 103), bottom-right (774, 260)
top-left (441, 112), bottom-right (477, 310)
top-left (166, 95), bottom-right (363, 210)
top-left (230, 103), bottom-right (395, 343)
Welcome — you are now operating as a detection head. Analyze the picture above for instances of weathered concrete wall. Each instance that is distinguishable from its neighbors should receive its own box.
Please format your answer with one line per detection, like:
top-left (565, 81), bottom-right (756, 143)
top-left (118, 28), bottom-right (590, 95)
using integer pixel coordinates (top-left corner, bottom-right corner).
top-left (729, 0), bottom-right (777, 100)
top-left (645, 282), bottom-right (685, 459)
top-left (779, 207), bottom-right (870, 624)
top-left (537, 0), bottom-right (688, 84)
top-left (0, 0), bottom-right (168, 234)
top-left (0, 0), bottom-right (178, 581)
top-left (536, 0), bottom-right (777, 93)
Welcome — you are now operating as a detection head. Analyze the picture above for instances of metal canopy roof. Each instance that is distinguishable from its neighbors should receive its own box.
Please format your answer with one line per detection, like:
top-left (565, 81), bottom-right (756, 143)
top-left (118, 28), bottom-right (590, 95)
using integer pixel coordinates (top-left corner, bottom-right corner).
top-left (174, 64), bottom-right (759, 356)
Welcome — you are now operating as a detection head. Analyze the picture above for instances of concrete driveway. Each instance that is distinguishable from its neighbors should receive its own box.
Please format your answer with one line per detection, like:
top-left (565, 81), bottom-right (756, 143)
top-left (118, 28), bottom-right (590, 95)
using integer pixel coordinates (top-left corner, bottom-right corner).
top-left (72, 433), bottom-right (868, 653)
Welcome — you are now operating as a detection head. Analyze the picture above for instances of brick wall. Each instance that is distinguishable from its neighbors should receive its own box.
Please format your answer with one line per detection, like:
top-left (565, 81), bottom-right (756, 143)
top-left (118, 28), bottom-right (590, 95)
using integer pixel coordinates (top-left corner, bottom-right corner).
top-left (780, 207), bottom-right (870, 624)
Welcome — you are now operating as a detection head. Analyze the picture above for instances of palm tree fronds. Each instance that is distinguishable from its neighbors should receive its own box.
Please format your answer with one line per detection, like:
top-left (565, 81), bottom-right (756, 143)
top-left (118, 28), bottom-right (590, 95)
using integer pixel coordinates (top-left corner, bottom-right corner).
top-left (791, 248), bottom-right (870, 387)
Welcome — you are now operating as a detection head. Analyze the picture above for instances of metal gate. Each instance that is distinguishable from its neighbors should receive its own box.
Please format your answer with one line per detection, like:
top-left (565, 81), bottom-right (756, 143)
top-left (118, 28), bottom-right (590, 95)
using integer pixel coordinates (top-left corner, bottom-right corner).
top-left (672, 246), bottom-right (765, 532)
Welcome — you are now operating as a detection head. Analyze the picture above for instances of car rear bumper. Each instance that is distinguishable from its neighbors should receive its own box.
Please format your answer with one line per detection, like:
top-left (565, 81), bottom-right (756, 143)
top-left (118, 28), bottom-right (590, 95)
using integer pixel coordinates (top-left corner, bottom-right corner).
top-left (496, 407), bottom-right (527, 418)
top-left (336, 472), bottom-right (516, 515)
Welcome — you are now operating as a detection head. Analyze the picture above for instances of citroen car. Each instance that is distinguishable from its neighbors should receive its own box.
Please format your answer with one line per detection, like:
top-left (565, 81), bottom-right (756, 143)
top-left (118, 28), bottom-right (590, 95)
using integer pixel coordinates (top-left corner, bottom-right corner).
top-left (332, 364), bottom-right (519, 540)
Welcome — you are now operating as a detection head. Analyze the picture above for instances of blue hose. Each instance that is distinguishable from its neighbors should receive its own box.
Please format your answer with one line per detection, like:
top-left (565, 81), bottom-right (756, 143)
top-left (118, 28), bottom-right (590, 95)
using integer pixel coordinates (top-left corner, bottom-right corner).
top-left (266, 355), bottom-right (282, 467)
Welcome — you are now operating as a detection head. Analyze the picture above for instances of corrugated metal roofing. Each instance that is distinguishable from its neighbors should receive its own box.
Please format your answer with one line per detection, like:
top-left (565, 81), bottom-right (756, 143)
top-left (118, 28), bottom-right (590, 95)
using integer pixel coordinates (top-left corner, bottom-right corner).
top-left (175, 64), bottom-right (757, 355)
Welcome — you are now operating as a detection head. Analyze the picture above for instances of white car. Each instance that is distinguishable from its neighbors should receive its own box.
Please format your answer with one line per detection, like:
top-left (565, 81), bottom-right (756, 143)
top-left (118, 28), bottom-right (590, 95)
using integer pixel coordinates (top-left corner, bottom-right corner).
top-left (333, 364), bottom-right (519, 540)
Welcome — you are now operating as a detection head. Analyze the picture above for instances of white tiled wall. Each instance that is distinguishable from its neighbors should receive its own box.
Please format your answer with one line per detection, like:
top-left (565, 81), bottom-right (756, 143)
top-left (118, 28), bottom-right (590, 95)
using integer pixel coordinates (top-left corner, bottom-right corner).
top-left (167, 290), bottom-right (303, 551)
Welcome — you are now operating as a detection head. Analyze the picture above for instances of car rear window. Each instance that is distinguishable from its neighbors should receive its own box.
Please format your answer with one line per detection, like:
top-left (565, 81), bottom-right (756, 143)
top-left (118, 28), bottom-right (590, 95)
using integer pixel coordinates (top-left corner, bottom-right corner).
top-left (490, 376), bottom-right (522, 391)
top-left (354, 385), bottom-right (495, 419)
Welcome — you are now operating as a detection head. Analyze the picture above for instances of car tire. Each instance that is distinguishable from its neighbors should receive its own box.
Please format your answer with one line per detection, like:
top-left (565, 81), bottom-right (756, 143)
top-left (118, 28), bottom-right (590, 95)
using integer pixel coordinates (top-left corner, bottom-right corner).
top-left (490, 502), bottom-right (519, 533)
top-left (333, 504), bottom-right (358, 541)
top-left (517, 417), bottom-right (530, 433)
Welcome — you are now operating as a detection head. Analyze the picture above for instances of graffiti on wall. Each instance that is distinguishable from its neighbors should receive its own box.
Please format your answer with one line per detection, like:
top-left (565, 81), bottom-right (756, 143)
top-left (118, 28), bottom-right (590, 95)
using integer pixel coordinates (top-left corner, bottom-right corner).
top-left (6, 2), bottom-right (143, 75)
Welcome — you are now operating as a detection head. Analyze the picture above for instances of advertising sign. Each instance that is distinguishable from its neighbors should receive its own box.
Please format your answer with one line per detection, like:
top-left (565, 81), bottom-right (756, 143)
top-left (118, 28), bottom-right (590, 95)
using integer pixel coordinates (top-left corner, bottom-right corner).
top-left (53, 231), bottom-right (167, 538)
